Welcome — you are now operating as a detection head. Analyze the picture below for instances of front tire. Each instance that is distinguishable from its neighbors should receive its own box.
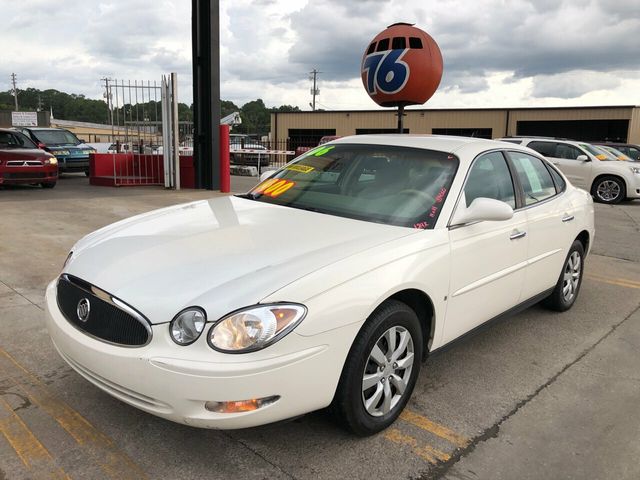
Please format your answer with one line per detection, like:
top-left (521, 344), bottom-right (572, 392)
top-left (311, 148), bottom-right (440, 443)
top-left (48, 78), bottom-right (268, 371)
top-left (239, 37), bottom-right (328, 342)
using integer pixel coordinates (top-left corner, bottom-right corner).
top-left (41, 182), bottom-right (56, 189)
top-left (543, 240), bottom-right (585, 312)
top-left (333, 300), bottom-right (423, 436)
top-left (591, 176), bottom-right (625, 204)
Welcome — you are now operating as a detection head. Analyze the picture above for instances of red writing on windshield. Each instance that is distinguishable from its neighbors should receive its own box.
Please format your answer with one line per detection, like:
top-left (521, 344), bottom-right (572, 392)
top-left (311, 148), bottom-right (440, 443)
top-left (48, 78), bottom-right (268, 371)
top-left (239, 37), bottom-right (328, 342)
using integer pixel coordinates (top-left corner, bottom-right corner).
top-left (435, 187), bottom-right (447, 203)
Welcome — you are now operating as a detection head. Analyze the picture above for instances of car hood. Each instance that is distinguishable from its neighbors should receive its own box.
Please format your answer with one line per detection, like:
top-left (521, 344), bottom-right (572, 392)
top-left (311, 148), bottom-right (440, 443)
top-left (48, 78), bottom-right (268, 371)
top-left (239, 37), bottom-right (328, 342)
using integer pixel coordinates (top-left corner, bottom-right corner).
top-left (0, 147), bottom-right (52, 159)
top-left (65, 196), bottom-right (417, 324)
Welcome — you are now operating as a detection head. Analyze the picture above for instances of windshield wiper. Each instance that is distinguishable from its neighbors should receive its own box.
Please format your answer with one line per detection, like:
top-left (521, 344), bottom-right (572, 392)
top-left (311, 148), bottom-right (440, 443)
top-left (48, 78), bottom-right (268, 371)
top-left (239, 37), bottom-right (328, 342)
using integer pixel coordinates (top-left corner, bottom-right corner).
top-left (236, 193), bottom-right (258, 200)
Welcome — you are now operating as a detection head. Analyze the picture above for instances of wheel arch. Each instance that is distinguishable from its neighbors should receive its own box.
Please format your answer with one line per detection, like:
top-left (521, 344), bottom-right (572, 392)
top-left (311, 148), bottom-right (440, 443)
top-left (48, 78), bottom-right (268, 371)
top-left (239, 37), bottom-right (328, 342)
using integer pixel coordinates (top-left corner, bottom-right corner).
top-left (387, 289), bottom-right (435, 361)
top-left (575, 230), bottom-right (590, 256)
top-left (590, 173), bottom-right (628, 196)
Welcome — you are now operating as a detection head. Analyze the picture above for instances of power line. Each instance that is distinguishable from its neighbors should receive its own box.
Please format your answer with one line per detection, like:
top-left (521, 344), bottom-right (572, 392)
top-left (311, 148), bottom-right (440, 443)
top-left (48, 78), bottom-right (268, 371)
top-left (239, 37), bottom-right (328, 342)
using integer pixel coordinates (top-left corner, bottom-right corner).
top-left (10, 73), bottom-right (18, 111)
top-left (309, 69), bottom-right (321, 111)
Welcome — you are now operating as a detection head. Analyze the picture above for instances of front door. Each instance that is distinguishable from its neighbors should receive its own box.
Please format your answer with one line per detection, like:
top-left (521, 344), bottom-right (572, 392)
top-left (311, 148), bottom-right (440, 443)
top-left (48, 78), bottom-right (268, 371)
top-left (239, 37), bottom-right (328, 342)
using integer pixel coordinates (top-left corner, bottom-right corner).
top-left (444, 151), bottom-right (528, 344)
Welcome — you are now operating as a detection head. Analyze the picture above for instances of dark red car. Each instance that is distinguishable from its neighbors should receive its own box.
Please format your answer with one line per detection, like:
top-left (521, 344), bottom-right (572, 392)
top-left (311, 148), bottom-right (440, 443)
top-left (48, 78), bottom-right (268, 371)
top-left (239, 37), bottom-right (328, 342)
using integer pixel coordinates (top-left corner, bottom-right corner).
top-left (0, 128), bottom-right (58, 188)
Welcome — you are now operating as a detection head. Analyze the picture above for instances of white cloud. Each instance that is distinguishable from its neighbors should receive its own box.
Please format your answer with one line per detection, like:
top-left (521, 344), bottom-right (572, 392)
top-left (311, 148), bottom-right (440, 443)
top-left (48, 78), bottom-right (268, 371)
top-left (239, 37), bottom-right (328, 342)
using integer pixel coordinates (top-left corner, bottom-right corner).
top-left (2, 0), bottom-right (640, 111)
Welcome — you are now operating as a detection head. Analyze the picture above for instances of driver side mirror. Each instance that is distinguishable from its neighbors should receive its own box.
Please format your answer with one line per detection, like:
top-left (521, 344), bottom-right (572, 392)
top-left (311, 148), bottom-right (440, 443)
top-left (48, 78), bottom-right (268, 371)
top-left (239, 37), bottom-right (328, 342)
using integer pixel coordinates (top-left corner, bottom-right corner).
top-left (450, 197), bottom-right (514, 226)
top-left (577, 154), bottom-right (590, 162)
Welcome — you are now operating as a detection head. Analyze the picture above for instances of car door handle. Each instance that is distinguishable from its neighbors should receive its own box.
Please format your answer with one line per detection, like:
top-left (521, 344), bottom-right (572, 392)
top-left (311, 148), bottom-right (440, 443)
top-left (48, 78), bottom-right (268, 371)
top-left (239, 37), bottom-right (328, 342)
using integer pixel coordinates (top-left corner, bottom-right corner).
top-left (562, 215), bottom-right (575, 223)
top-left (510, 230), bottom-right (527, 240)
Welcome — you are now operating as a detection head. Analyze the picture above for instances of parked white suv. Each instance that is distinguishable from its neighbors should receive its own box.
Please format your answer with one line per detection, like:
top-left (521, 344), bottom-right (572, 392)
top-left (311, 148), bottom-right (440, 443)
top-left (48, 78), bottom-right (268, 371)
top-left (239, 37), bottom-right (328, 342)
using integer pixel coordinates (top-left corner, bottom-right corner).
top-left (500, 137), bottom-right (640, 204)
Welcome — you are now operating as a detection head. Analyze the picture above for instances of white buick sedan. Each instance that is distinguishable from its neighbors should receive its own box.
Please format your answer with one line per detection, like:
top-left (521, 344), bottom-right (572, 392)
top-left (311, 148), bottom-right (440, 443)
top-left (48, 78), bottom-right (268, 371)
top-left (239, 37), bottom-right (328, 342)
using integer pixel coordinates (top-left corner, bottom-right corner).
top-left (45, 135), bottom-right (594, 436)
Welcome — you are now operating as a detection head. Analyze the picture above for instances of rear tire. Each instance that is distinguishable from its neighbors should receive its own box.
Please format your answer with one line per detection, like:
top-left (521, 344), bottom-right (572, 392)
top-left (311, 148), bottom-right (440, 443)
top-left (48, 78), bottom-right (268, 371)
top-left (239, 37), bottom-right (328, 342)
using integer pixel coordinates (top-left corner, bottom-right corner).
top-left (542, 240), bottom-right (585, 312)
top-left (591, 176), bottom-right (625, 204)
top-left (41, 182), bottom-right (56, 189)
top-left (333, 300), bottom-right (423, 436)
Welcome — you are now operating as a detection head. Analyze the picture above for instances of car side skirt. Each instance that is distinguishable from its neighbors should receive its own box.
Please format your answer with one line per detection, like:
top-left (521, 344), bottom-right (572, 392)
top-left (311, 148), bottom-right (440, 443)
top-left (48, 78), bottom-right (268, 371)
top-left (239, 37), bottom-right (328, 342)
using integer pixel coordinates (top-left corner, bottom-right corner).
top-left (427, 287), bottom-right (554, 358)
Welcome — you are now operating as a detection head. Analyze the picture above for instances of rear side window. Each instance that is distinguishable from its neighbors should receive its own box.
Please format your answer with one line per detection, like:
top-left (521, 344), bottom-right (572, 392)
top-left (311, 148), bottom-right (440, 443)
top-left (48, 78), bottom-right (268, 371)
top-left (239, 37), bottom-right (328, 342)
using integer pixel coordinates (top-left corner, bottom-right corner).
top-left (548, 165), bottom-right (566, 193)
top-left (527, 141), bottom-right (556, 157)
top-left (509, 151), bottom-right (557, 206)
top-left (464, 151), bottom-right (515, 208)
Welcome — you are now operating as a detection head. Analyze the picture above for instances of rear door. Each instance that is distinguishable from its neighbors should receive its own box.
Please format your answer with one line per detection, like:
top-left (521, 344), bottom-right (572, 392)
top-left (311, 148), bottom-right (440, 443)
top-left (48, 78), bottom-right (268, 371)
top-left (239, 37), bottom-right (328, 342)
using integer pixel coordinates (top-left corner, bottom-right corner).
top-left (507, 150), bottom-right (576, 299)
top-left (527, 141), bottom-right (591, 189)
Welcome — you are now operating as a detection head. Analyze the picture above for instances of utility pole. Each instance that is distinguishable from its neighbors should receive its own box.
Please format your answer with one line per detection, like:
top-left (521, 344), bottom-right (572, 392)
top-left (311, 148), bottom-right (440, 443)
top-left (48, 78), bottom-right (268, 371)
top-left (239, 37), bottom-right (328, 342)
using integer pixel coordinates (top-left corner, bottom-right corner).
top-left (309, 69), bottom-right (320, 111)
top-left (101, 77), bottom-right (113, 126)
top-left (10, 73), bottom-right (19, 111)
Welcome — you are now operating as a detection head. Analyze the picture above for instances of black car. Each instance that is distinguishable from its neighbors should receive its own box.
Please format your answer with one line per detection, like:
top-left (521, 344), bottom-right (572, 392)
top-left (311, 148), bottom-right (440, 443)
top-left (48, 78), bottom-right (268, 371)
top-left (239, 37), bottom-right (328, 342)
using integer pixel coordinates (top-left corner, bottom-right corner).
top-left (592, 142), bottom-right (640, 162)
top-left (15, 127), bottom-right (96, 175)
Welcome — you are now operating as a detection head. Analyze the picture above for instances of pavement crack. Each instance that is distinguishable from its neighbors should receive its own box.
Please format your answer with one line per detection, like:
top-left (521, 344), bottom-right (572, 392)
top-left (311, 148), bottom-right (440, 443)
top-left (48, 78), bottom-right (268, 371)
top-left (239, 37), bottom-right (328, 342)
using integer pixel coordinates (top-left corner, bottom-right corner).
top-left (421, 301), bottom-right (640, 480)
top-left (221, 432), bottom-right (299, 480)
top-left (0, 280), bottom-right (44, 312)
top-left (619, 208), bottom-right (640, 231)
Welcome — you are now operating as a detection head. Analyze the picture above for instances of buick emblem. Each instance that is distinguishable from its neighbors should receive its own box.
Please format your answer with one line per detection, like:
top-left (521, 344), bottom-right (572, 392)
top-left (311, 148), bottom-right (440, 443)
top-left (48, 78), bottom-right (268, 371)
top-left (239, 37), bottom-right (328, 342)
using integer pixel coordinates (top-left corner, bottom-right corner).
top-left (77, 298), bottom-right (90, 322)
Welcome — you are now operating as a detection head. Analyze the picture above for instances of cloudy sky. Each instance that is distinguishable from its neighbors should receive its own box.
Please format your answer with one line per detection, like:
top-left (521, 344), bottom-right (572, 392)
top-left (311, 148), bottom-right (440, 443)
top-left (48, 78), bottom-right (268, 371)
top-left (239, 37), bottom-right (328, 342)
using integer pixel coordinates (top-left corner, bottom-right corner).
top-left (2, 0), bottom-right (640, 111)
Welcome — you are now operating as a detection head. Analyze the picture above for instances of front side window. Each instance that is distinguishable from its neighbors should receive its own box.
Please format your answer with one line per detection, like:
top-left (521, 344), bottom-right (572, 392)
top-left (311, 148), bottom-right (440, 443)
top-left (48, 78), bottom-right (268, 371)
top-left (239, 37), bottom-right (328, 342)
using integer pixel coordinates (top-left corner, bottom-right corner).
top-left (509, 151), bottom-right (557, 206)
top-left (554, 143), bottom-right (583, 160)
top-left (244, 144), bottom-right (459, 229)
top-left (464, 151), bottom-right (515, 208)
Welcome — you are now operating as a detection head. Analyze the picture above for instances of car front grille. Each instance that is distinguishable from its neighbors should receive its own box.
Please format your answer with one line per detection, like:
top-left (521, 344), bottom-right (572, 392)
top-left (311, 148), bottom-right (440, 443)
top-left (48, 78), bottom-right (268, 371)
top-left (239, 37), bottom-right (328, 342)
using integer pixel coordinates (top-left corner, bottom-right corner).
top-left (7, 161), bottom-right (43, 166)
top-left (2, 172), bottom-right (47, 179)
top-left (56, 275), bottom-right (151, 347)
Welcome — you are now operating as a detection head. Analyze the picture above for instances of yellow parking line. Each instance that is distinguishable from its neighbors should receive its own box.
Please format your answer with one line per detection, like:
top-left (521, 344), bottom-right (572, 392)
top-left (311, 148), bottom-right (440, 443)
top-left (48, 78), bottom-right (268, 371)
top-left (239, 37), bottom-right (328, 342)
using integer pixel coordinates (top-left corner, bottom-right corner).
top-left (384, 428), bottom-right (450, 463)
top-left (400, 409), bottom-right (469, 448)
top-left (0, 396), bottom-right (70, 479)
top-left (586, 274), bottom-right (640, 289)
top-left (0, 348), bottom-right (148, 480)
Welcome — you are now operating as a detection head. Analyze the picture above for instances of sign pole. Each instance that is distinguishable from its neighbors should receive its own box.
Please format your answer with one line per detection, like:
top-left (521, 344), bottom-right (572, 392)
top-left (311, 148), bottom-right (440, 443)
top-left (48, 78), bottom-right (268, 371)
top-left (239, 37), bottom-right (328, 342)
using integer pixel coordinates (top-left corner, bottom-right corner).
top-left (397, 105), bottom-right (404, 133)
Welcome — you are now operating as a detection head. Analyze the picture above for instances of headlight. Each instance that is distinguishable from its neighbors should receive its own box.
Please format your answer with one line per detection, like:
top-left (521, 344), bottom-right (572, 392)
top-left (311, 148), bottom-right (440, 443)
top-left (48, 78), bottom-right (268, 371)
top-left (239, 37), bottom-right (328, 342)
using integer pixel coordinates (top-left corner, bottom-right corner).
top-left (630, 166), bottom-right (640, 175)
top-left (208, 304), bottom-right (307, 353)
top-left (55, 150), bottom-right (70, 156)
top-left (45, 157), bottom-right (58, 165)
top-left (170, 308), bottom-right (206, 345)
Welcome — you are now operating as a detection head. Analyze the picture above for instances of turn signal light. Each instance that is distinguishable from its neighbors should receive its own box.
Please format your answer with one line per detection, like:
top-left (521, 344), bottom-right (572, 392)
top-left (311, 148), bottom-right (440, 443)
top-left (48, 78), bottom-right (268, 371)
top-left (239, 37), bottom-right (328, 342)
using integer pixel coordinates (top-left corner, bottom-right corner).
top-left (204, 395), bottom-right (280, 413)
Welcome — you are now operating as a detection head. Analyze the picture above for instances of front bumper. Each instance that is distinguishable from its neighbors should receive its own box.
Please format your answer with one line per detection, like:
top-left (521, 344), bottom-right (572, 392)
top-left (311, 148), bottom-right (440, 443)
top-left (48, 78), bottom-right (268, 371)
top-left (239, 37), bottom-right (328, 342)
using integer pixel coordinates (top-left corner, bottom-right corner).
top-left (56, 156), bottom-right (89, 172)
top-left (44, 281), bottom-right (355, 429)
top-left (0, 167), bottom-right (57, 185)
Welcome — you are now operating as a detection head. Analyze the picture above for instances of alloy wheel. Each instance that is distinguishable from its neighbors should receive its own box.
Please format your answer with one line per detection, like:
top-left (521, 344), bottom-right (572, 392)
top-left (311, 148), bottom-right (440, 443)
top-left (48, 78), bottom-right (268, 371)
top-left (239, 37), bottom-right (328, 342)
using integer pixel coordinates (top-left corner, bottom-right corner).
top-left (361, 325), bottom-right (414, 417)
top-left (596, 180), bottom-right (621, 202)
top-left (562, 251), bottom-right (581, 303)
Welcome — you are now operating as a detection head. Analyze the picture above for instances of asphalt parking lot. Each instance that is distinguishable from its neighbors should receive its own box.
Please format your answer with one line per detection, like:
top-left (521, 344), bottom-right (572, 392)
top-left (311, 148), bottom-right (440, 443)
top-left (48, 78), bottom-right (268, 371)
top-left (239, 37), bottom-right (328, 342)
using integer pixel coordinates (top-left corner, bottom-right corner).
top-left (1, 175), bottom-right (639, 480)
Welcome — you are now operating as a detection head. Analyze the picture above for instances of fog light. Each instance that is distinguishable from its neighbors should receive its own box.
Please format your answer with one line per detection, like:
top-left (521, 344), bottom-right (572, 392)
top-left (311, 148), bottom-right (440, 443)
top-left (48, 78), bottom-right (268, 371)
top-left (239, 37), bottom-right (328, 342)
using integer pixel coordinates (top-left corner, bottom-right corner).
top-left (204, 395), bottom-right (280, 413)
top-left (170, 308), bottom-right (206, 345)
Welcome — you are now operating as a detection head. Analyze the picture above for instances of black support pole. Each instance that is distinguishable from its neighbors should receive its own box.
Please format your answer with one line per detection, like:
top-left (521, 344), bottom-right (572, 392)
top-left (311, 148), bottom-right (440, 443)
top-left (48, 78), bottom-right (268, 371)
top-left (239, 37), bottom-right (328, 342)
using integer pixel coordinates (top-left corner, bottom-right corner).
top-left (397, 105), bottom-right (405, 133)
top-left (192, 0), bottom-right (221, 190)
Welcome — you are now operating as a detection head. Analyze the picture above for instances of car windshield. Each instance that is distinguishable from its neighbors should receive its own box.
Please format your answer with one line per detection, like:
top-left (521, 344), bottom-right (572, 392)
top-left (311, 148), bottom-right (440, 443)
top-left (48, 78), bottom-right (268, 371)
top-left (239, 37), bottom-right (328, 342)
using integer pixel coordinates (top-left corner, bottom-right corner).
top-left (32, 129), bottom-right (81, 146)
top-left (243, 143), bottom-right (458, 229)
top-left (599, 145), bottom-right (631, 161)
top-left (579, 143), bottom-right (616, 161)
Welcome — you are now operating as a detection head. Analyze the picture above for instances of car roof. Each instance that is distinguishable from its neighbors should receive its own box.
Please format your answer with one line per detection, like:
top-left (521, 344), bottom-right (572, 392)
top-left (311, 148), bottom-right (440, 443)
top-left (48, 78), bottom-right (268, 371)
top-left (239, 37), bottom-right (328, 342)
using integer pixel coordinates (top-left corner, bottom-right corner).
top-left (330, 134), bottom-right (534, 165)
top-left (22, 127), bottom-right (68, 131)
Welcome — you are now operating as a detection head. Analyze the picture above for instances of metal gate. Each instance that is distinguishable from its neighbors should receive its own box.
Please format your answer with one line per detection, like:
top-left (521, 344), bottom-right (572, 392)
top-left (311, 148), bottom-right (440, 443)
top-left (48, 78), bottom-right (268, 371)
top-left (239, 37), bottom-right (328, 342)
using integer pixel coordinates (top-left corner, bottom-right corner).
top-left (102, 74), bottom-right (182, 188)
